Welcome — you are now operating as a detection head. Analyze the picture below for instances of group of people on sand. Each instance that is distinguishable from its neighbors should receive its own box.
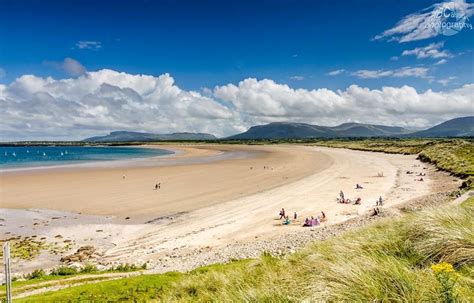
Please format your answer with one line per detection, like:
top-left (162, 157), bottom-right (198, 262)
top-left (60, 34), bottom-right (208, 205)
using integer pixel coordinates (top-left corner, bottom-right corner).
top-left (279, 208), bottom-right (297, 225)
top-left (250, 165), bottom-right (273, 170)
top-left (407, 171), bottom-right (426, 181)
top-left (154, 183), bottom-right (161, 190)
top-left (278, 208), bottom-right (326, 227)
top-left (338, 189), bottom-right (362, 205)
top-left (338, 185), bottom-right (384, 207)
top-left (303, 211), bottom-right (326, 227)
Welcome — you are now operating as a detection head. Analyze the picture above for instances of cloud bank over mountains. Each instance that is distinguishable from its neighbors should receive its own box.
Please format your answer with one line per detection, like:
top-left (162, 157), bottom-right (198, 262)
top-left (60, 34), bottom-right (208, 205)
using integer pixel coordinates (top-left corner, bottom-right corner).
top-left (1, 69), bottom-right (473, 140)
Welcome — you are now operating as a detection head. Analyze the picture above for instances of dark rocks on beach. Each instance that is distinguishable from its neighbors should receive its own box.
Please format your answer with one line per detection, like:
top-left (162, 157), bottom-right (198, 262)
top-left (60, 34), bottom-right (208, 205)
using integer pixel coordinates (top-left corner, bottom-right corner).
top-left (60, 245), bottom-right (99, 264)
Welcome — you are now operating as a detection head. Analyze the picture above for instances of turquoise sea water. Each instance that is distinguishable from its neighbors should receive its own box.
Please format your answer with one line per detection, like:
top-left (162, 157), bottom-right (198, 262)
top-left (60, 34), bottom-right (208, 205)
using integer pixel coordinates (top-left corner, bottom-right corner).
top-left (0, 146), bottom-right (173, 169)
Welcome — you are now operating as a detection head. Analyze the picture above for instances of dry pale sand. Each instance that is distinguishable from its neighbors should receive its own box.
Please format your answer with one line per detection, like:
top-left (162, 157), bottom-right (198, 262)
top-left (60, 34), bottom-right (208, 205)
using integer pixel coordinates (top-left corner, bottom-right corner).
top-left (0, 145), bottom-right (327, 219)
top-left (0, 145), bottom-right (460, 274)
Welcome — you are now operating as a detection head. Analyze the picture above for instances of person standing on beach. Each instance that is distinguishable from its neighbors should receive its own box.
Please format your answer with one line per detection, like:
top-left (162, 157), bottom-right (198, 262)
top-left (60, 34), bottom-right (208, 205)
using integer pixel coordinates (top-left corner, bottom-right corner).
top-left (376, 196), bottom-right (383, 206)
top-left (279, 208), bottom-right (285, 219)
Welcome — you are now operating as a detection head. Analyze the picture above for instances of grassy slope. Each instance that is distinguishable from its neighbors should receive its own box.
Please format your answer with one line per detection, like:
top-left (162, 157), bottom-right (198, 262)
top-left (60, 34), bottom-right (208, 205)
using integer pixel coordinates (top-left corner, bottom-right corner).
top-left (1, 270), bottom-right (142, 298)
top-left (16, 272), bottom-right (182, 302)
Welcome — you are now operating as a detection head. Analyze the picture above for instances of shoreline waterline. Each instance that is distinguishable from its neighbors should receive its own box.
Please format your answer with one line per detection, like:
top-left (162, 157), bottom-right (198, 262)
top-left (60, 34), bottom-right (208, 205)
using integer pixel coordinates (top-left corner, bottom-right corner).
top-left (0, 147), bottom-right (259, 175)
top-left (0, 145), bottom-right (175, 172)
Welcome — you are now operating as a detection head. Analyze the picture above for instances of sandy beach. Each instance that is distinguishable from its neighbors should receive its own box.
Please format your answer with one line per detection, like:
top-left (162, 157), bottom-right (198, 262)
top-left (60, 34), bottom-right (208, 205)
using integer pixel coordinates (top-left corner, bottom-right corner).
top-left (0, 144), bottom-right (461, 274)
top-left (0, 145), bottom-right (327, 218)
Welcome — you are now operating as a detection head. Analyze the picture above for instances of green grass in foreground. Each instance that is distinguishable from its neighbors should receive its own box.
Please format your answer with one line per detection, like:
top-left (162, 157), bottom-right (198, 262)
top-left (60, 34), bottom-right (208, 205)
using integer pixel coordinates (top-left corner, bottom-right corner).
top-left (0, 263), bottom-right (147, 298)
top-left (17, 203), bottom-right (474, 302)
top-left (462, 195), bottom-right (474, 208)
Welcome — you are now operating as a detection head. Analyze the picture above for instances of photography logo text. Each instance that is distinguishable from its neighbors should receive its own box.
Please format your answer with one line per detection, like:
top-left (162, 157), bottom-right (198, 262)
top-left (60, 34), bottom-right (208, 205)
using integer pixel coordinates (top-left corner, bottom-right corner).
top-left (427, 2), bottom-right (473, 36)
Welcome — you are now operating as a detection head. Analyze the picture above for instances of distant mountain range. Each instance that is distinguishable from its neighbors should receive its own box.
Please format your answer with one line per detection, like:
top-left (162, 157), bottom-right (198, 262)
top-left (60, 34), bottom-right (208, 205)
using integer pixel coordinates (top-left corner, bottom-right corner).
top-left (226, 116), bottom-right (474, 139)
top-left (404, 116), bottom-right (474, 138)
top-left (84, 131), bottom-right (217, 142)
top-left (83, 116), bottom-right (473, 142)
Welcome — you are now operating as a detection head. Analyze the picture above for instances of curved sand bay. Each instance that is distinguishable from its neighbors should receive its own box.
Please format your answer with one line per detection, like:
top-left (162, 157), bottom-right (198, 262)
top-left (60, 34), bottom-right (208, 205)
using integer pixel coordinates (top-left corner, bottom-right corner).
top-left (0, 144), bottom-right (460, 274)
top-left (0, 145), bottom-right (328, 218)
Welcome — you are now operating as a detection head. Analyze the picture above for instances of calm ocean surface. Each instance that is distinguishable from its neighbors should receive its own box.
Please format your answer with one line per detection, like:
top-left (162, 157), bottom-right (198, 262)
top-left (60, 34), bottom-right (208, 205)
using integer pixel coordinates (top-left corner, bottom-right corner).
top-left (0, 146), bottom-right (173, 170)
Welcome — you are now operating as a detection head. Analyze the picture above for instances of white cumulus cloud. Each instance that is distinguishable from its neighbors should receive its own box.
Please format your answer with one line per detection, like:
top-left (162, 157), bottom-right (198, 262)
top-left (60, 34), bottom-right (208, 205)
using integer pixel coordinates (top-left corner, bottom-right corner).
top-left (327, 69), bottom-right (345, 76)
top-left (43, 58), bottom-right (87, 77)
top-left (213, 77), bottom-right (473, 130)
top-left (76, 41), bottom-right (102, 50)
top-left (290, 76), bottom-right (305, 81)
top-left (351, 67), bottom-right (430, 79)
top-left (1, 71), bottom-right (473, 141)
top-left (402, 42), bottom-right (453, 59)
top-left (435, 59), bottom-right (449, 65)
top-left (0, 70), bottom-right (236, 141)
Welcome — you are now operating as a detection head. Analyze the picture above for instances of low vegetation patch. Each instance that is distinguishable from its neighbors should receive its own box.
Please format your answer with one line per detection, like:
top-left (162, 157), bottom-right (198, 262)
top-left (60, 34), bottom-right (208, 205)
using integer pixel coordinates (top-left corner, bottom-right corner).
top-left (14, 273), bottom-right (182, 302)
top-left (0, 237), bottom-right (45, 260)
top-left (0, 262), bottom-right (148, 299)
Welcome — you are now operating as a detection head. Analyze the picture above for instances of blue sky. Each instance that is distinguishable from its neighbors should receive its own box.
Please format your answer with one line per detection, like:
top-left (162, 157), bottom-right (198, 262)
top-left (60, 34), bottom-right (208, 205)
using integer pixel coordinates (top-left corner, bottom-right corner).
top-left (1, 0), bottom-right (472, 90)
top-left (0, 0), bottom-right (473, 140)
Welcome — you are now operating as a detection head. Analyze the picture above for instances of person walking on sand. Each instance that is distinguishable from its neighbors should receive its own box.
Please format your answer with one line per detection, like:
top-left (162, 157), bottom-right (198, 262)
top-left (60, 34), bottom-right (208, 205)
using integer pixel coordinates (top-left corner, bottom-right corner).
top-left (294, 212), bottom-right (297, 220)
top-left (155, 184), bottom-right (159, 190)
top-left (339, 190), bottom-right (345, 201)
top-left (377, 196), bottom-right (383, 206)
top-left (279, 208), bottom-right (286, 219)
